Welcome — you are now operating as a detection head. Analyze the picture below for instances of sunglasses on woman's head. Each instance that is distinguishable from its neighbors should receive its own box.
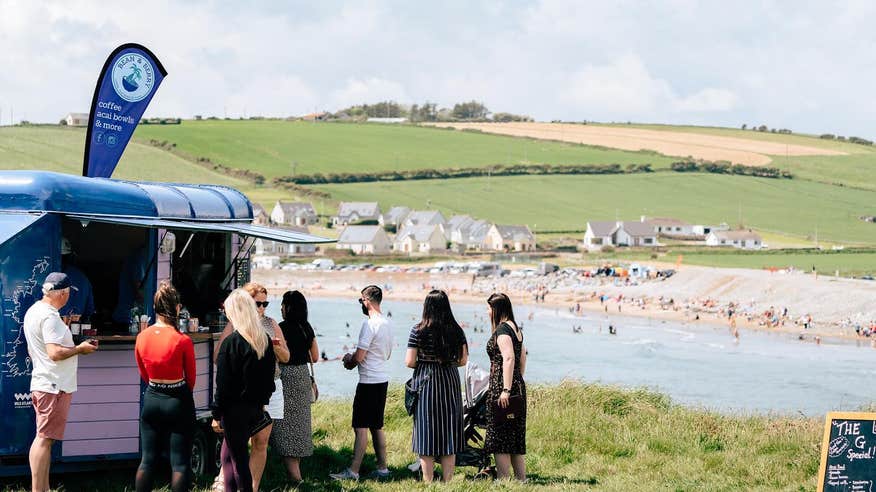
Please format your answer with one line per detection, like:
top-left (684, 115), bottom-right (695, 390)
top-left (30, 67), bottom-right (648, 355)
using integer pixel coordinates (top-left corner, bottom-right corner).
top-left (255, 301), bottom-right (269, 308)
top-left (358, 298), bottom-right (365, 304)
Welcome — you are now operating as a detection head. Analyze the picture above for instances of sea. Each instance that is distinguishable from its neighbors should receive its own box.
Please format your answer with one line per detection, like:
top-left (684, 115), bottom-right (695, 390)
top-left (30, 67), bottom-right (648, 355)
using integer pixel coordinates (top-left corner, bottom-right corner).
top-left (264, 296), bottom-right (876, 416)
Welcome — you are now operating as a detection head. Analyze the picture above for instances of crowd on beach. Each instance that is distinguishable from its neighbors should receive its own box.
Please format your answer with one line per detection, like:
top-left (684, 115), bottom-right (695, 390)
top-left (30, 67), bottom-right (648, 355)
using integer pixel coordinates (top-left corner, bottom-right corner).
top-left (21, 272), bottom-right (530, 491)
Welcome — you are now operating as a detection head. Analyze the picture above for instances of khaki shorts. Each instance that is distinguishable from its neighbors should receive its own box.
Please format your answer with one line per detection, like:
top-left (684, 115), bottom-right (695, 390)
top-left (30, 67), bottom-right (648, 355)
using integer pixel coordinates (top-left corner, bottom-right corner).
top-left (32, 391), bottom-right (73, 440)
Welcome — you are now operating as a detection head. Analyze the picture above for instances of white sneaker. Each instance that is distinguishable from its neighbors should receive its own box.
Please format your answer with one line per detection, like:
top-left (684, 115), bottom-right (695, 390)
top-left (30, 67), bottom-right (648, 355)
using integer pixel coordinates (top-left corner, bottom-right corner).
top-left (329, 468), bottom-right (360, 481)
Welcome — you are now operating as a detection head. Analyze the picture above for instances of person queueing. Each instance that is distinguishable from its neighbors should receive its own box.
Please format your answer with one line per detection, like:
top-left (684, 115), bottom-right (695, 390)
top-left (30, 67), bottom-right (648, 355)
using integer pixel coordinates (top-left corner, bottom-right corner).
top-left (213, 282), bottom-right (289, 491)
top-left (134, 281), bottom-right (196, 492)
top-left (24, 272), bottom-right (98, 492)
top-left (212, 289), bottom-right (276, 492)
top-left (485, 293), bottom-right (528, 481)
top-left (330, 285), bottom-right (394, 481)
top-left (405, 290), bottom-right (468, 483)
top-left (270, 291), bottom-right (320, 483)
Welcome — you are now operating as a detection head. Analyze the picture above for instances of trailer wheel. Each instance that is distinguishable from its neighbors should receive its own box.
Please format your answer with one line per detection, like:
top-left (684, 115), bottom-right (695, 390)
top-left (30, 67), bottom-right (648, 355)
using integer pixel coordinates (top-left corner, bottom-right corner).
top-left (191, 427), bottom-right (214, 478)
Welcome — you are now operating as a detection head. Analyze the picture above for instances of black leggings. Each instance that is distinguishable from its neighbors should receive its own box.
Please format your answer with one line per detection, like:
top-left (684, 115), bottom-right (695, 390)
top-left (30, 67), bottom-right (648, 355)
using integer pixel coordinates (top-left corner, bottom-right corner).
top-left (136, 384), bottom-right (195, 492)
top-left (220, 404), bottom-right (267, 492)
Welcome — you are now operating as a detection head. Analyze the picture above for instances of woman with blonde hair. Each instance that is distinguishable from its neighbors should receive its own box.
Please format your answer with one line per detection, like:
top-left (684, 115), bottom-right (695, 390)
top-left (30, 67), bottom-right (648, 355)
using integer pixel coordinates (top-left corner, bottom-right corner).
top-left (213, 282), bottom-right (288, 491)
top-left (211, 289), bottom-right (276, 492)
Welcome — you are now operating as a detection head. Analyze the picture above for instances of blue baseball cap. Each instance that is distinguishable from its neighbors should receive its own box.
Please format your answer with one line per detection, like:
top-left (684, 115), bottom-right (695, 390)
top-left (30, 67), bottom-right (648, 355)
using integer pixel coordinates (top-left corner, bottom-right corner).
top-left (43, 272), bottom-right (78, 292)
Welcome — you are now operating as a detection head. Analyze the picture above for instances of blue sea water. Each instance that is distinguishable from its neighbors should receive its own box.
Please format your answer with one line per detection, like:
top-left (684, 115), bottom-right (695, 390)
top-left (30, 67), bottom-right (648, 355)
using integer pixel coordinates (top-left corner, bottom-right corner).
top-left (265, 296), bottom-right (876, 416)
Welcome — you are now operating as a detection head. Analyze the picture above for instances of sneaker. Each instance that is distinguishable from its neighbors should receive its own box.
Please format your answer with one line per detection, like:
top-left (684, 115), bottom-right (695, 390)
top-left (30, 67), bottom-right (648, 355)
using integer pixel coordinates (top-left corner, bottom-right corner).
top-left (329, 468), bottom-right (360, 481)
top-left (368, 469), bottom-right (392, 480)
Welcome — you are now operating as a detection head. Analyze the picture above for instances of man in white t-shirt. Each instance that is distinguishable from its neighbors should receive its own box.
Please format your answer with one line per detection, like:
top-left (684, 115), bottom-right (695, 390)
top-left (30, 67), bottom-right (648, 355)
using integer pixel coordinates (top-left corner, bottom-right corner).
top-left (331, 285), bottom-right (393, 481)
top-left (23, 272), bottom-right (97, 492)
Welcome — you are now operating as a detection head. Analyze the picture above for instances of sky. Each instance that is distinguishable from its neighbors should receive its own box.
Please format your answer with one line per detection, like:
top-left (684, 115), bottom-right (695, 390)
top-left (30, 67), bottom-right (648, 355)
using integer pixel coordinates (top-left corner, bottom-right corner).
top-left (1, 0), bottom-right (875, 138)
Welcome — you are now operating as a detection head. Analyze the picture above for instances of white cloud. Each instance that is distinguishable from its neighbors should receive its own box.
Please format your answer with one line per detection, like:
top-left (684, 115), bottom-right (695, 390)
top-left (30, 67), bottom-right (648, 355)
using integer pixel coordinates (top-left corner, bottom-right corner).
top-left (674, 88), bottom-right (738, 113)
top-left (329, 78), bottom-right (410, 110)
top-left (0, 0), bottom-right (874, 137)
top-left (562, 55), bottom-right (737, 119)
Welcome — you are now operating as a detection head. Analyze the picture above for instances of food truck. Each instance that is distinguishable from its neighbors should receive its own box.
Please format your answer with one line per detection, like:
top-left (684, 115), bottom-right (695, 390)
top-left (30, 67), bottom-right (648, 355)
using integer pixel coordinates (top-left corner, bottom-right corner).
top-left (0, 170), bottom-right (331, 476)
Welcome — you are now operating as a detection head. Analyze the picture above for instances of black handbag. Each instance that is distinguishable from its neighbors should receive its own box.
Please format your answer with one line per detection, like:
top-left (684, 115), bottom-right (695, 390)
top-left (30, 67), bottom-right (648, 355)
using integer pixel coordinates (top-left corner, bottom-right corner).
top-left (404, 378), bottom-right (418, 416)
top-left (493, 394), bottom-right (525, 423)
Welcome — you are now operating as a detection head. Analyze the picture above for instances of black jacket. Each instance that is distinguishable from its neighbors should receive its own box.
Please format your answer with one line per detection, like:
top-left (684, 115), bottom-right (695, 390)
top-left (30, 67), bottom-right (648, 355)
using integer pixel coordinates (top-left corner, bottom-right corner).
top-left (212, 331), bottom-right (276, 420)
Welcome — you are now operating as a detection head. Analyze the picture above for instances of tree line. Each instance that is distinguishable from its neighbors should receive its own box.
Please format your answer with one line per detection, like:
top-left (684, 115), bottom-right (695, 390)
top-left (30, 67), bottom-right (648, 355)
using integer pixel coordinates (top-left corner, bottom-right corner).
top-left (332, 100), bottom-right (530, 123)
top-left (670, 160), bottom-right (792, 178)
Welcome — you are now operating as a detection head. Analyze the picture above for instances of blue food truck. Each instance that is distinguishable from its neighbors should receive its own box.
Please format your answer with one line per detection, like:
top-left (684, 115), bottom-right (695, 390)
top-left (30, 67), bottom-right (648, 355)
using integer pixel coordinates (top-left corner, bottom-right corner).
top-left (0, 170), bottom-right (331, 476)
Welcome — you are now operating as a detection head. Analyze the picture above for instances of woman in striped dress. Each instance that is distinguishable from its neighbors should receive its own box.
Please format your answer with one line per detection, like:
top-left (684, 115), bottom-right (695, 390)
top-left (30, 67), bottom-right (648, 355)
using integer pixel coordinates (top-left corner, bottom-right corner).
top-left (405, 290), bottom-right (468, 483)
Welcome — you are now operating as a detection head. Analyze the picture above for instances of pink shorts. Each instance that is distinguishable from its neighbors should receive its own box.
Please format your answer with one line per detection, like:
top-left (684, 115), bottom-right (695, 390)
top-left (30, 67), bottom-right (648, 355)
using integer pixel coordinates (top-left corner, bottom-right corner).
top-left (32, 391), bottom-right (73, 440)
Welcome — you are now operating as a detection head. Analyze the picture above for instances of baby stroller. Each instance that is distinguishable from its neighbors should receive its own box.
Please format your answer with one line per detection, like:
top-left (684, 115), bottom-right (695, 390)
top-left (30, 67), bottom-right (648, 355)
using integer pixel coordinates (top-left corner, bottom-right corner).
top-left (456, 361), bottom-right (495, 478)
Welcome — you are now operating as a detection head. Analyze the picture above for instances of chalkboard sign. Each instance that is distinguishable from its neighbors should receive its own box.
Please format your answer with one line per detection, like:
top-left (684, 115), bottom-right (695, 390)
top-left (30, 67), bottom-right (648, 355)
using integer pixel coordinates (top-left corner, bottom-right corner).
top-left (818, 412), bottom-right (876, 492)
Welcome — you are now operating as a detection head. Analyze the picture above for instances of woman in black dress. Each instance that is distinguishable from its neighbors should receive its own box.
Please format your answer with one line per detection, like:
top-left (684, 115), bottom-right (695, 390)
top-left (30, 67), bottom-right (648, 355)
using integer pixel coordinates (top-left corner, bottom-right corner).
top-left (405, 290), bottom-right (468, 482)
top-left (485, 293), bottom-right (527, 481)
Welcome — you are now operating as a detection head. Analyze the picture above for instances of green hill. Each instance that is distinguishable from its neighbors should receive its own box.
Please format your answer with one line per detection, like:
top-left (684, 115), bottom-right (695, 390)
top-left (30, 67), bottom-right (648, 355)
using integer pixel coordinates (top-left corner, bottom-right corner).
top-left (3, 122), bottom-right (876, 248)
top-left (134, 120), bottom-right (676, 178)
top-left (0, 126), bottom-right (246, 185)
top-left (316, 172), bottom-right (876, 245)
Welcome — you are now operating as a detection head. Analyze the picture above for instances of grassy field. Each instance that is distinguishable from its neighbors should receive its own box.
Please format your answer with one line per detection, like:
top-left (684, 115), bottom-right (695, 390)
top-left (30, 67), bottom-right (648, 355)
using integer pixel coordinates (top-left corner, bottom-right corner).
top-left (0, 126), bottom-right (247, 186)
top-left (315, 172), bottom-right (876, 245)
top-left (601, 123), bottom-right (870, 154)
top-left (134, 120), bottom-right (677, 178)
top-left (0, 383), bottom-right (828, 491)
top-left (582, 248), bottom-right (876, 277)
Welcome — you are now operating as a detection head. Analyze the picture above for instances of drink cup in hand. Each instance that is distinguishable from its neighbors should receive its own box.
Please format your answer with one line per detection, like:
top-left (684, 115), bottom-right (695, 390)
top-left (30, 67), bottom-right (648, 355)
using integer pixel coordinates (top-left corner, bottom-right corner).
top-left (272, 337), bottom-right (280, 346)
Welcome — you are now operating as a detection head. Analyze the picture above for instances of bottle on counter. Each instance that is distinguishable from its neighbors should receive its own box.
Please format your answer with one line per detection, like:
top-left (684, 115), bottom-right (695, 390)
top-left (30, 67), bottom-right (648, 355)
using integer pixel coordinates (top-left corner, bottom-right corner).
top-left (129, 306), bottom-right (141, 334)
top-left (178, 306), bottom-right (190, 333)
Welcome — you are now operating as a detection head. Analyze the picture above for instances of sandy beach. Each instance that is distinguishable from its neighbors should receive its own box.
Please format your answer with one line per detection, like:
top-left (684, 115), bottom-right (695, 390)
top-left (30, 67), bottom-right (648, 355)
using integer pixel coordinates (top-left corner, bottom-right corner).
top-left (254, 263), bottom-right (876, 343)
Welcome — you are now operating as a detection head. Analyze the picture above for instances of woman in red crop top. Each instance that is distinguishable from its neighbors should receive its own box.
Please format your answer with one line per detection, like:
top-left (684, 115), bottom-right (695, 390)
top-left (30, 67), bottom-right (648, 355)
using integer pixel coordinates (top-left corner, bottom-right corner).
top-left (133, 281), bottom-right (196, 492)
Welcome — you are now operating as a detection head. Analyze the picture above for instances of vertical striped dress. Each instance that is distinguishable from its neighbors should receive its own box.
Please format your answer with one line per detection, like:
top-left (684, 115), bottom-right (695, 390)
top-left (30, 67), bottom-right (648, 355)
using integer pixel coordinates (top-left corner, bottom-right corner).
top-left (408, 326), bottom-right (467, 457)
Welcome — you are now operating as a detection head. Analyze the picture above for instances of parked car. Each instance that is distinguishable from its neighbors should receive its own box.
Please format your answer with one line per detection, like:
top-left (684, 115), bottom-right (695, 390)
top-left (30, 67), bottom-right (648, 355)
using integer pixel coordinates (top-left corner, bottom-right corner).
top-left (311, 258), bottom-right (335, 270)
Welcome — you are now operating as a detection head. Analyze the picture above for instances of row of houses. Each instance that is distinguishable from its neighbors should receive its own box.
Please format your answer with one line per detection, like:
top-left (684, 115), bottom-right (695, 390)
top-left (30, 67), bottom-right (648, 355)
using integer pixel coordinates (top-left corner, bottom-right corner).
top-left (583, 216), bottom-right (763, 250)
top-left (336, 203), bottom-right (535, 255)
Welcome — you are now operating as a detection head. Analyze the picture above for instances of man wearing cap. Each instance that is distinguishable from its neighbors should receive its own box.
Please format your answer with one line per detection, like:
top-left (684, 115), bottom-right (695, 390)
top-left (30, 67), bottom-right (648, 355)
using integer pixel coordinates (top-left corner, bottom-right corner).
top-left (23, 272), bottom-right (98, 492)
top-left (59, 238), bottom-right (94, 322)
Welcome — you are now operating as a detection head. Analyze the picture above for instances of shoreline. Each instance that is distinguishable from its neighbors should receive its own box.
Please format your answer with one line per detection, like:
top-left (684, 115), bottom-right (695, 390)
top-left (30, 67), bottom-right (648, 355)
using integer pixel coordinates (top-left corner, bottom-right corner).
top-left (254, 268), bottom-right (875, 346)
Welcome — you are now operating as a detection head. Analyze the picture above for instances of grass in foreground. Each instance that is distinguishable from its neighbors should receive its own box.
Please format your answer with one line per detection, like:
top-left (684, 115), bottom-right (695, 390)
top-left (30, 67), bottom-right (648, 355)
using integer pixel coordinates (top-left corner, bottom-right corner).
top-left (0, 384), bottom-right (823, 491)
top-left (315, 172), bottom-right (876, 245)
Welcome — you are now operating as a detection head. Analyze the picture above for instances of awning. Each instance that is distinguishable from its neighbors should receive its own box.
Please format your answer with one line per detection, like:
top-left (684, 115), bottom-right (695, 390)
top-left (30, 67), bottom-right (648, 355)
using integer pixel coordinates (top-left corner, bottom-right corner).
top-left (225, 223), bottom-right (334, 244)
top-left (65, 214), bottom-right (333, 244)
top-left (0, 213), bottom-right (45, 246)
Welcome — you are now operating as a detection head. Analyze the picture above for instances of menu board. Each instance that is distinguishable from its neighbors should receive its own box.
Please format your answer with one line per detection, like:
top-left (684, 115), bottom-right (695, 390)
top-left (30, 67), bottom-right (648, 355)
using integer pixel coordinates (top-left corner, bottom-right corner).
top-left (818, 412), bottom-right (876, 492)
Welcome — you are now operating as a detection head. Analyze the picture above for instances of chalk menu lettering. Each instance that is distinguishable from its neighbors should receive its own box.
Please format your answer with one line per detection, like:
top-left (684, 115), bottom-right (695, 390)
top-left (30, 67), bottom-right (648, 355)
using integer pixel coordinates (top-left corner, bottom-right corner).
top-left (818, 412), bottom-right (876, 492)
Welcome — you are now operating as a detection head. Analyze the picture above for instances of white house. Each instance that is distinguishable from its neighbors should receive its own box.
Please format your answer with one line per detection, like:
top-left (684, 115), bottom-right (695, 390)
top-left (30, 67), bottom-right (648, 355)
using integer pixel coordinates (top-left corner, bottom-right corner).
top-left (379, 206), bottom-right (411, 227)
top-left (254, 226), bottom-right (317, 256)
top-left (333, 202), bottom-right (381, 226)
top-left (367, 117), bottom-right (408, 124)
top-left (445, 215), bottom-right (474, 242)
top-left (484, 224), bottom-right (535, 252)
top-left (252, 203), bottom-right (269, 226)
top-left (65, 113), bottom-right (89, 126)
top-left (645, 217), bottom-right (695, 237)
top-left (692, 223), bottom-right (730, 236)
top-left (394, 225), bottom-right (447, 254)
top-left (402, 210), bottom-right (446, 229)
top-left (583, 221), bottom-right (658, 250)
top-left (583, 221), bottom-right (618, 250)
top-left (271, 201), bottom-right (318, 226)
top-left (336, 225), bottom-right (391, 255)
top-left (615, 221), bottom-right (658, 247)
top-left (706, 230), bottom-right (763, 250)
